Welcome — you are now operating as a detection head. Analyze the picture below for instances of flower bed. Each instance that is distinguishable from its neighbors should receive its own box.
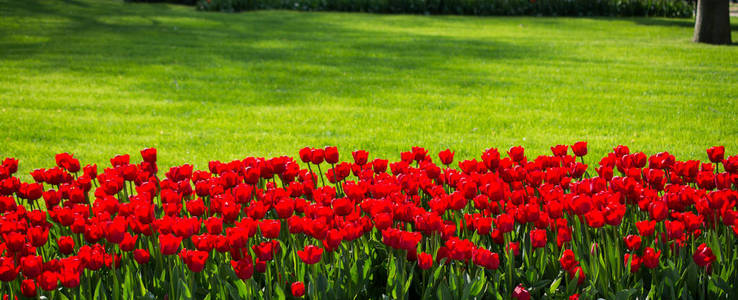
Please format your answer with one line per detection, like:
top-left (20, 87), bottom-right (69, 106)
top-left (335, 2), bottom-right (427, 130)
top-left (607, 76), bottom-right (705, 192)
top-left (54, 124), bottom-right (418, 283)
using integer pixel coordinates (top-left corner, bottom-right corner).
top-left (1, 143), bottom-right (737, 299)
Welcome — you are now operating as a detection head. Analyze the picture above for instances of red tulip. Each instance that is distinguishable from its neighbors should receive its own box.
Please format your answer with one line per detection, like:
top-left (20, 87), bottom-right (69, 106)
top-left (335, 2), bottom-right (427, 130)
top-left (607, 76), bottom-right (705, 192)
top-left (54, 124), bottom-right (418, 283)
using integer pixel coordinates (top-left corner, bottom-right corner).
top-left (418, 252), bottom-right (433, 270)
top-left (551, 145), bottom-right (568, 157)
top-left (706, 146), bottom-right (725, 163)
top-left (508, 146), bottom-right (525, 163)
top-left (0, 256), bottom-right (18, 282)
top-left (23, 182), bottom-right (44, 201)
top-left (372, 159), bottom-right (388, 174)
top-left (559, 249), bottom-right (578, 271)
top-left (557, 226), bottom-right (572, 247)
top-left (259, 219), bottom-right (281, 239)
top-left (120, 233), bottom-right (138, 252)
top-left (512, 284), bottom-right (530, 300)
top-left (438, 149), bottom-right (454, 165)
top-left (291, 281), bottom-right (305, 297)
top-left (624, 235), bottom-right (642, 251)
top-left (5, 232), bottom-right (25, 253)
top-left (458, 160), bottom-right (478, 175)
top-left (325, 146), bottom-right (339, 164)
top-left (648, 201), bottom-right (668, 221)
top-left (572, 141), bottom-right (588, 157)
top-left (38, 271), bottom-right (58, 291)
top-left (636, 220), bottom-right (656, 237)
top-left (665, 220), bottom-right (685, 241)
top-left (585, 210), bottom-right (605, 228)
top-left (186, 198), bottom-right (205, 217)
top-left (724, 155), bottom-right (738, 174)
top-left (567, 266), bottom-right (585, 285)
top-left (60, 268), bottom-right (80, 288)
top-left (252, 240), bottom-right (281, 261)
top-left (180, 249), bottom-right (209, 272)
top-left (21, 279), bottom-right (37, 297)
top-left (324, 229), bottom-right (343, 251)
top-left (159, 234), bottom-right (182, 255)
top-left (133, 249), bottom-right (150, 264)
top-left (298, 147), bottom-right (312, 163)
top-left (255, 259), bottom-right (267, 273)
top-left (2, 157), bottom-right (18, 174)
top-left (530, 229), bottom-right (547, 249)
top-left (275, 199), bottom-right (295, 219)
top-left (21, 255), bottom-right (43, 278)
top-left (110, 154), bottom-right (130, 167)
top-left (28, 226), bottom-right (49, 247)
top-left (297, 245), bottom-right (323, 264)
top-left (472, 248), bottom-right (500, 270)
top-left (205, 217), bottom-right (223, 235)
top-left (332, 197), bottom-right (353, 216)
top-left (141, 148), bottom-right (157, 163)
top-left (624, 253), bottom-right (641, 273)
top-left (693, 243), bottom-right (716, 268)
top-left (105, 219), bottom-right (127, 244)
top-left (231, 257), bottom-right (254, 281)
top-left (42, 189), bottom-right (61, 208)
top-left (352, 150), bottom-right (368, 166)
top-left (310, 148), bottom-right (325, 165)
top-left (57, 236), bottom-right (74, 255)
top-left (495, 214), bottom-right (514, 233)
top-left (642, 247), bottom-right (661, 269)
top-left (481, 148), bottom-right (501, 170)
top-left (507, 242), bottom-right (521, 256)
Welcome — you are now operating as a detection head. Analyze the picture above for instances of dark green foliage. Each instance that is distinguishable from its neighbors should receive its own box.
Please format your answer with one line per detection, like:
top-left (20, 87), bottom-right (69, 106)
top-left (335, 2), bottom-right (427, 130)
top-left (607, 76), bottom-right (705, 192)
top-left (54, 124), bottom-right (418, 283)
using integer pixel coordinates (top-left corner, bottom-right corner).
top-left (196, 0), bottom-right (693, 17)
top-left (126, 0), bottom-right (198, 4)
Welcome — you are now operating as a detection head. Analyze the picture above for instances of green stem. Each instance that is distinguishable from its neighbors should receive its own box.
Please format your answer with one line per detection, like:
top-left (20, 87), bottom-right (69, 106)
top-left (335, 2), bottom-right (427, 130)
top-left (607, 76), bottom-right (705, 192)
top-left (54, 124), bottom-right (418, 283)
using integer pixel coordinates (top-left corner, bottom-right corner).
top-left (316, 164), bottom-right (326, 188)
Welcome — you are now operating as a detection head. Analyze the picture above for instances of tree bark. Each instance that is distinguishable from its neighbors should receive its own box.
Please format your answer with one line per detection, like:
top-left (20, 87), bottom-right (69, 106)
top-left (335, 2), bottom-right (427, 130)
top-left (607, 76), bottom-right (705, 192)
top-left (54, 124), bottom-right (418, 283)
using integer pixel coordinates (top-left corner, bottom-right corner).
top-left (693, 0), bottom-right (732, 44)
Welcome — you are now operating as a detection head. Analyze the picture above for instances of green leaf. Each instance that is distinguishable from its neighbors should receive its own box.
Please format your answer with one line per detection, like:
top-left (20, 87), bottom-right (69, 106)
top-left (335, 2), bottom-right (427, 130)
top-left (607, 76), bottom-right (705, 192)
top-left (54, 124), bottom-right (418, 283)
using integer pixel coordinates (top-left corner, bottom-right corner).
top-left (712, 276), bottom-right (732, 297)
top-left (159, 269), bottom-right (167, 282)
top-left (225, 282), bottom-right (241, 300)
top-left (93, 277), bottom-right (104, 300)
top-left (615, 288), bottom-right (637, 300)
top-left (274, 282), bottom-right (286, 300)
top-left (122, 267), bottom-right (132, 300)
top-left (350, 258), bottom-right (360, 285)
top-left (549, 277), bottom-right (562, 295)
top-left (362, 257), bottom-right (372, 280)
top-left (684, 262), bottom-right (699, 293)
top-left (137, 270), bottom-right (148, 297)
top-left (449, 267), bottom-right (458, 292)
top-left (422, 279), bottom-right (435, 300)
top-left (113, 268), bottom-right (120, 300)
top-left (403, 271), bottom-right (414, 295)
top-left (178, 278), bottom-right (193, 300)
top-left (438, 282), bottom-right (452, 300)
top-left (469, 271), bottom-right (486, 297)
top-left (710, 233), bottom-right (724, 262)
top-left (388, 258), bottom-right (397, 285)
top-left (433, 260), bottom-right (446, 282)
top-left (532, 279), bottom-right (551, 289)
top-left (234, 279), bottom-right (250, 298)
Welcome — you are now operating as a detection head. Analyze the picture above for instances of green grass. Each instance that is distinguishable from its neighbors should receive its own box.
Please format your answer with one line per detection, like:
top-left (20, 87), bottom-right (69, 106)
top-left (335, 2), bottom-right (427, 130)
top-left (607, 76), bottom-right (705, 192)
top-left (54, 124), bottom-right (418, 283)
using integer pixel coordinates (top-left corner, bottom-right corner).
top-left (1, 0), bottom-right (737, 177)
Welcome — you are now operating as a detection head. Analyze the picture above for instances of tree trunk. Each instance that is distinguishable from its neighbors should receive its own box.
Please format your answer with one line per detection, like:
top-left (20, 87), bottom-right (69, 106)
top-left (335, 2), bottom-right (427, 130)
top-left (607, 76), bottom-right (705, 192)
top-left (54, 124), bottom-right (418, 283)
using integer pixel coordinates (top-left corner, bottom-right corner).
top-left (693, 0), bottom-right (732, 44)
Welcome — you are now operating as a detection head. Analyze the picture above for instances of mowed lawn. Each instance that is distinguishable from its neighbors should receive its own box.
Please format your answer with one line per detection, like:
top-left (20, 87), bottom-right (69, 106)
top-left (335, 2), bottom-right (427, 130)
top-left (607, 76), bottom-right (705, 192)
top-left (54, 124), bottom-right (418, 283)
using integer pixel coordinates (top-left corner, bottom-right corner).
top-left (1, 0), bottom-right (737, 176)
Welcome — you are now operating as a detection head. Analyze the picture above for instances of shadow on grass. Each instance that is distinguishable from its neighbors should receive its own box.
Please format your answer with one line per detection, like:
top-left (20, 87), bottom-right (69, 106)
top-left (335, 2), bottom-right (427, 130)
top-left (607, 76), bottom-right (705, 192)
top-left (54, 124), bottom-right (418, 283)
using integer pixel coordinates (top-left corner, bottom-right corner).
top-left (630, 17), bottom-right (738, 32)
top-left (1, 0), bottom-right (556, 103)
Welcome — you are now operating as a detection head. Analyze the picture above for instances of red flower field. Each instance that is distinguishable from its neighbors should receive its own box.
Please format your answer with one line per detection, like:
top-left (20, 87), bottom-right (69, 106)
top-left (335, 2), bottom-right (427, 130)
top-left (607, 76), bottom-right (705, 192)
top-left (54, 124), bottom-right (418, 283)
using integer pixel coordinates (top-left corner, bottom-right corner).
top-left (1, 143), bottom-right (737, 299)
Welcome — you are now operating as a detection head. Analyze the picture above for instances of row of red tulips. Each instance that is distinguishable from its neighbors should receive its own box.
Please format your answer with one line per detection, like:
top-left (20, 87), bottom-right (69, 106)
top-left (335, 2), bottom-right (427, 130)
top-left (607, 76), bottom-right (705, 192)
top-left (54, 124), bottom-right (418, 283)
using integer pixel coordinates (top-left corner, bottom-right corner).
top-left (1, 143), bottom-right (737, 299)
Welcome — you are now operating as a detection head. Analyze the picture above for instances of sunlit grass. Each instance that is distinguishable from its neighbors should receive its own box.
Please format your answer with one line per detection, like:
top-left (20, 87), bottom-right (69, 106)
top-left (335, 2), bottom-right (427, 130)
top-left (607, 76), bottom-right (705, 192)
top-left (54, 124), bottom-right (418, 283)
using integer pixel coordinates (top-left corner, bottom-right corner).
top-left (1, 0), bottom-right (737, 176)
